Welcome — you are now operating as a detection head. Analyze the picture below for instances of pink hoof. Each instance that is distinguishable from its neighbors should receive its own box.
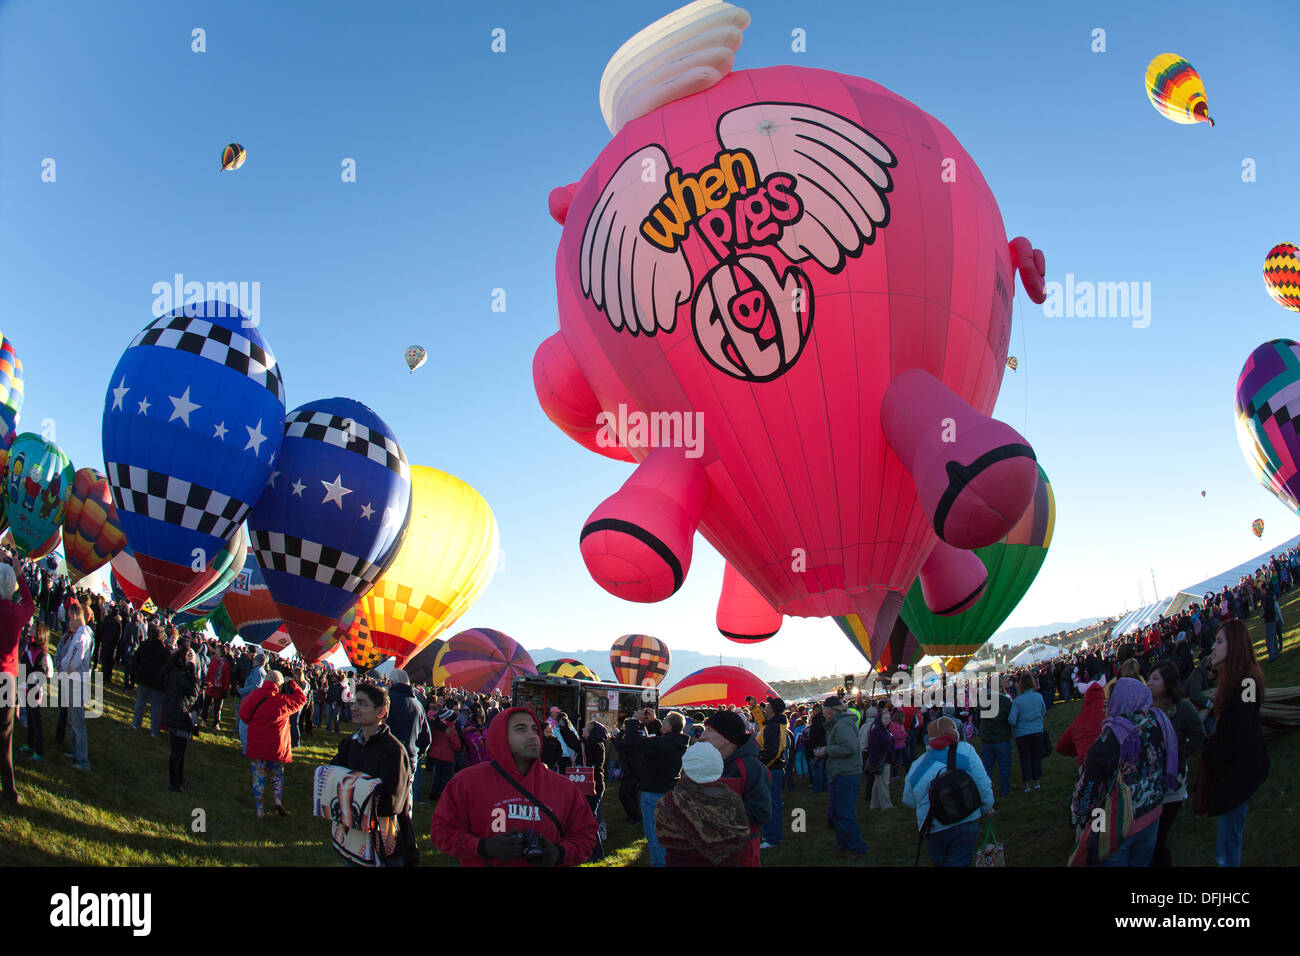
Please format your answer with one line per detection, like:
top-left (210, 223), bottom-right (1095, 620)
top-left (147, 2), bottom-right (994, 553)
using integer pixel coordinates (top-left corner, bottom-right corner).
top-left (579, 447), bottom-right (709, 602)
top-left (716, 562), bottom-right (782, 641)
top-left (918, 540), bottom-right (986, 616)
top-left (883, 369), bottom-right (1037, 550)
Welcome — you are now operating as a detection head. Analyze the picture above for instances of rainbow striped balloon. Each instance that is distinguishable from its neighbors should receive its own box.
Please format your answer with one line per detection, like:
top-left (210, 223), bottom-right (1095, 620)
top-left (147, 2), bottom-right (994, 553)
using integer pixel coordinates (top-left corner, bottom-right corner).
top-left (62, 468), bottom-right (127, 584)
top-left (1235, 340), bottom-right (1300, 517)
top-left (1264, 243), bottom-right (1300, 313)
top-left (0, 334), bottom-right (23, 445)
top-left (1145, 54), bottom-right (1214, 126)
top-left (432, 628), bottom-right (536, 694)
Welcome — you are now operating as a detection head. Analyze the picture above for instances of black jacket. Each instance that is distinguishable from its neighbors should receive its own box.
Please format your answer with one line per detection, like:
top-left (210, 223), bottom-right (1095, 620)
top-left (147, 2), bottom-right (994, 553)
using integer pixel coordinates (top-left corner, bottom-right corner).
top-left (757, 714), bottom-right (789, 770)
top-left (1203, 685), bottom-right (1269, 816)
top-left (386, 683), bottom-right (431, 764)
top-left (134, 638), bottom-right (171, 691)
top-left (807, 714), bottom-right (827, 751)
top-left (620, 731), bottom-right (688, 793)
top-left (161, 661), bottom-right (201, 733)
top-left (331, 724), bottom-right (417, 864)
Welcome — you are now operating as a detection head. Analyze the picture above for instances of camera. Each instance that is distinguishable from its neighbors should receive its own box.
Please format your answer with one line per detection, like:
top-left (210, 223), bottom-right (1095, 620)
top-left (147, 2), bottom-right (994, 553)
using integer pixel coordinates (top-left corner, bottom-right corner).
top-left (517, 829), bottom-right (546, 862)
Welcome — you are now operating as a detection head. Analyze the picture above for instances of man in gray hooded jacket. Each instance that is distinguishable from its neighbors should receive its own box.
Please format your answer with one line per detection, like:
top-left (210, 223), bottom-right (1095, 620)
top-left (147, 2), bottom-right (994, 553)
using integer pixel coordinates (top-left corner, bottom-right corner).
top-left (816, 696), bottom-right (868, 856)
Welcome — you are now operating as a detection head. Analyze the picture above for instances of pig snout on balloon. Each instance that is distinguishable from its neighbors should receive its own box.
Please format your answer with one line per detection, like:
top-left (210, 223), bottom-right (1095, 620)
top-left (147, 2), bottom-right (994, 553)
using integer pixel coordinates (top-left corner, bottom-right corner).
top-left (882, 369), bottom-right (1038, 551)
top-left (579, 447), bottom-right (709, 602)
top-left (917, 540), bottom-right (987, 616)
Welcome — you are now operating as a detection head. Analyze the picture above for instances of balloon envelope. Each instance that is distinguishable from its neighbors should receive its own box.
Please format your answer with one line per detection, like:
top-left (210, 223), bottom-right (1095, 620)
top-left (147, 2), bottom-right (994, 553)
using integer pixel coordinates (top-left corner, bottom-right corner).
top-left (660, 665), bottom-right (776, 709)
top-left (405, 639), bottom-right (447, 685)
top-left (0, 334), bottom-right (23, 445)
top-left (362, 465), bottom-right (498, 667)
top-left (329, 602), bottom-right (384, 671)
top-left (1145, 53), bottom-right (1213, 125)
top-left (222, 143), bottom-right (246, 170)
top-left (432, 628), bottom-right (536, 694)
top-left (221, 546), bottom-right (282, 645)
top-left (1252, 518), bottom-right (1265, 538)
top-left (3, 433), bottom-right (74, 557)
top-left (1263, 243), bottom-right (1300, 313)
top-left (1235, 340), bottom-right (1300, 516)
top-left (62, 468), bottom-right (128, 584)
top-left (102, 301), bottom-right (286, 611)
top-left (111, 546), bottom-right (150, 606)
top-left (610, 633), bottom-right (671, 686)
top-left (405, 346), bottom-right (427, 373)
top-left (536, 658), bottom-right (599, 681)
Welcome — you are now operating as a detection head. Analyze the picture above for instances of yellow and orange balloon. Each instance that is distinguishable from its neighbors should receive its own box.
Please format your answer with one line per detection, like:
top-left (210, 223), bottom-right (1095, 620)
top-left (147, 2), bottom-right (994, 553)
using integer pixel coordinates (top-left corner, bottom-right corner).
top-left (1145, 54), bottom-right (1213, 126)
top-left (62, 468), bottom-right (127, 584)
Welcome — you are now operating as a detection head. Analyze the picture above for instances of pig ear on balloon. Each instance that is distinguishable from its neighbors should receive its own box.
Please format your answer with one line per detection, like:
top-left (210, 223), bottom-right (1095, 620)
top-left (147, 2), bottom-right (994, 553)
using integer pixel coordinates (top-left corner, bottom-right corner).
top-left (533, 332), bottom-right (635, 463)
top-left (548, 183), bottom-right (580, 225)
top-left (1009, 237), bottom-right (1047, 304)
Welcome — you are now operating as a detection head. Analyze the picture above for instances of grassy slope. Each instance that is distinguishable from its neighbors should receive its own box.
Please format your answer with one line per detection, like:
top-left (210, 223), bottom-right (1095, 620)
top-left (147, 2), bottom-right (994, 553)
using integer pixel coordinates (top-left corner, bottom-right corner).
top-left (1, 602), bottom-right (1296, 867)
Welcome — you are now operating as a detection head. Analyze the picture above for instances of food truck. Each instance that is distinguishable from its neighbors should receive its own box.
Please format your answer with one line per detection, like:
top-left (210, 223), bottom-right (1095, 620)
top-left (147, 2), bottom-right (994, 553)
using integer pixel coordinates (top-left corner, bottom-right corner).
top-left (511, 675), bottom-right (659, 734)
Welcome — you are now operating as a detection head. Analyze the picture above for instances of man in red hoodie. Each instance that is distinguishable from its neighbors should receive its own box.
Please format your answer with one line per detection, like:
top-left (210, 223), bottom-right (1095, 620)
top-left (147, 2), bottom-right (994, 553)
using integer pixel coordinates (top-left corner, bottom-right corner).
top-left (430, 705), bottom-right (596, 866)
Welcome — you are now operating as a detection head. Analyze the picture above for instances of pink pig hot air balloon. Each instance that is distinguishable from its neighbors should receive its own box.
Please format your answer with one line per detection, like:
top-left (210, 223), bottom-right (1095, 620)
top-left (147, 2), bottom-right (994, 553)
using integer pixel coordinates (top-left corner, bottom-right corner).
top-left (533, 0), bottom-right (1046, 662)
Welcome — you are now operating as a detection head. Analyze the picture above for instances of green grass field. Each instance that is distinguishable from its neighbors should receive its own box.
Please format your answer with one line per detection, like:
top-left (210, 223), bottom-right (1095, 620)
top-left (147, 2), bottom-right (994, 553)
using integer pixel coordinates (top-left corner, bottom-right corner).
top-left (1, 603), bottom-right (1296, 867)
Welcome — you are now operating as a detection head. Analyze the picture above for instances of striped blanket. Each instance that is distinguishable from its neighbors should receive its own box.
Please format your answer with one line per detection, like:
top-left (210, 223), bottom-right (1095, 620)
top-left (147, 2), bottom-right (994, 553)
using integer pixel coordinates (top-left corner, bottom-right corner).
top-left (313, 765), bottom-right (398, 866)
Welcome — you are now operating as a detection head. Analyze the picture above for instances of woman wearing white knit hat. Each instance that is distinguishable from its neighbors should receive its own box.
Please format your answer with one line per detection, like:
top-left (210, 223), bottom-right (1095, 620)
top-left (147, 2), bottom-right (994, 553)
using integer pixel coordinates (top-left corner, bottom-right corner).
top-left (652, 742), bottom-right (752, 866)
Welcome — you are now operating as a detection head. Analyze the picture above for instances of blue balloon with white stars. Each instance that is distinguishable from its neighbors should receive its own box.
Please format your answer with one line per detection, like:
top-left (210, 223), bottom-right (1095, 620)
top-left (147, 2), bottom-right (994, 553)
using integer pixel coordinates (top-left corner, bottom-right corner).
top-left (246, 396), bottom-right (412, 658)
top-left (101, 300), bottom-right (286, 612)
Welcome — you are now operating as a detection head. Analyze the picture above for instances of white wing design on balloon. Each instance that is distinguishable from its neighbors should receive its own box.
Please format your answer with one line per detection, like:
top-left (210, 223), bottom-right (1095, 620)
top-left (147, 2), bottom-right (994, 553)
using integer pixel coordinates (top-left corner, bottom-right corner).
top-left (717, 103), bottom-right (896, 272)
top-left (580, 145), bottom-right (693, 335)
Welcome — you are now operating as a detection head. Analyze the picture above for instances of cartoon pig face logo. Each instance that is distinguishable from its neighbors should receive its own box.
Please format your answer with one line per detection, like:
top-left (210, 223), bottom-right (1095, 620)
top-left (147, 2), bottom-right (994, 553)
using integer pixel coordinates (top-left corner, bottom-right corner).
top-left (577, 102), bottom-right (896, 384)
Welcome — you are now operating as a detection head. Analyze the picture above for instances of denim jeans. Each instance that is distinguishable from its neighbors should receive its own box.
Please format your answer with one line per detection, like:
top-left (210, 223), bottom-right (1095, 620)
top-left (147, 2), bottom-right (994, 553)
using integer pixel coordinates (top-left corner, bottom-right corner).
top-left (1216, 800), bottom-right (1250, 867)
top-left (1099, 819), bottom-right (1159, 867)
top-left (980, 739), bottom-right (1012, 795)
top-left (132, 686), bottom-right (164, 735)
top-left (313, 701), bottom-right (325, 726)
top-left (829, 773), bottom-right (868, 853)
top-left (640, 790), bottom-right (666, 866)
top-left (764, 768), bottom-right (784, 845)
top-left (809, 756), bottom-right (827, 792)
top-left (927, 819), bottom-right (980, 866)
top-left (412, 762), bottom-right (425, 802)
top-left (328, 702), bottom-right (342, 733)
top-left (1265, 620), bottom-right (1282, 660)
top-left (429, 759), bottom-right (455, 801)
top-left (68, 702), bottom-right (88, 765)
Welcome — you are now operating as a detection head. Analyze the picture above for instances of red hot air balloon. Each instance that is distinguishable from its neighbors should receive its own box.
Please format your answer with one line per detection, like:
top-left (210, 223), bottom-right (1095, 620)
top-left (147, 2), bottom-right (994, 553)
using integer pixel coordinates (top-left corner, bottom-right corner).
top-left (660, 664), bottom-right (776, 709)
top-left (533, 3), bottom-right (1044, 663)
top-left (111, 546), bottom-right (150, 606)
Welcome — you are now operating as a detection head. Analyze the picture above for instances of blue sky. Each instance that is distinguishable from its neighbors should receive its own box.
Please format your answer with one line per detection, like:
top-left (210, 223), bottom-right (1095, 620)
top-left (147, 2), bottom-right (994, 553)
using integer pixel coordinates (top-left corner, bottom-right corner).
top-left (2, 0), bottom-right (1297, 680)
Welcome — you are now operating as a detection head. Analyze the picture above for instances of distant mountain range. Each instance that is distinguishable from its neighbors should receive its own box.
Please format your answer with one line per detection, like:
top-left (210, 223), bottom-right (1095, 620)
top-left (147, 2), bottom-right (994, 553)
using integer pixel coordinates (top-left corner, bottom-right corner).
top-left (989, 617), bottom-right (1107, 647)
top-left (524, 646), bottom-right (810, 688)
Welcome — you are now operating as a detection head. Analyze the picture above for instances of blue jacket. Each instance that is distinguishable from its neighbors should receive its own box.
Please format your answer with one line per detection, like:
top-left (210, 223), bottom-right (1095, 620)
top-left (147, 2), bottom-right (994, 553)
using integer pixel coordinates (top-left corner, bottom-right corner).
top-left (902, 741), bottom-right (994, 833)
top-left (1008, 690), bottom-right (1045, 736)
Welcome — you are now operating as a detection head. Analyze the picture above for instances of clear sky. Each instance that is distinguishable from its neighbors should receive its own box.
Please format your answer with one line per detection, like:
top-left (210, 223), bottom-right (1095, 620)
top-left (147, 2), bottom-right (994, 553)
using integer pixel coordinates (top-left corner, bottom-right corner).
top-left (2, 0), bottom-right (1297, 679)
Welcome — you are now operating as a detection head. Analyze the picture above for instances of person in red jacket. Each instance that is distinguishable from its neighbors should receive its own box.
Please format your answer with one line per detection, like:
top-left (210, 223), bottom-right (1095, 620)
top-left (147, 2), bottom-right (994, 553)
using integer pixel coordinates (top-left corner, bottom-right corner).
top-left (425, 705), bottom-right (462, 802)
top-left (430, 705), bottom-right (597, 866)
top-left (1056, 660), bottom-right (1107, 770)
top-left (201, 648), bottom-right (233, 730)
top-left (239, 671), bottom-right (307, 818)
top-left (0, 558), bottom-right (35, 805)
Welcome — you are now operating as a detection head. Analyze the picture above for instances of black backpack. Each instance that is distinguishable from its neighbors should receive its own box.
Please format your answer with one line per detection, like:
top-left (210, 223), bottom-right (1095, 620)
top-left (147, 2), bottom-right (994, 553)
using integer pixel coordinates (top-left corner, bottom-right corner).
top-left (915, 743), bottom-right (981, 864)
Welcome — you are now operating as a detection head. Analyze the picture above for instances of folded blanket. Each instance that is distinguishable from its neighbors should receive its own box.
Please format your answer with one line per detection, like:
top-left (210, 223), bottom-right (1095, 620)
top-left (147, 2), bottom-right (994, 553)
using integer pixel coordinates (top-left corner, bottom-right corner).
top-left (312, 765), bottom-right (398, 866)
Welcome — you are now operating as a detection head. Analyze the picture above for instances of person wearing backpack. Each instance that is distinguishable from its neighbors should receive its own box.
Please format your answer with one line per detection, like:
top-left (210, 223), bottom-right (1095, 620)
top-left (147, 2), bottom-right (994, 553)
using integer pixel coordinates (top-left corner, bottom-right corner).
top-left (903, 716), bottom-right (994, 867)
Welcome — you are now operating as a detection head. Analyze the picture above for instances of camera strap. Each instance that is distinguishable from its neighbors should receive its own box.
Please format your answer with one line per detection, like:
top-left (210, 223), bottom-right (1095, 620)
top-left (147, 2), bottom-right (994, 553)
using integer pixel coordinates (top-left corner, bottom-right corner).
top-left (490, 761), bottom-right (565, 837)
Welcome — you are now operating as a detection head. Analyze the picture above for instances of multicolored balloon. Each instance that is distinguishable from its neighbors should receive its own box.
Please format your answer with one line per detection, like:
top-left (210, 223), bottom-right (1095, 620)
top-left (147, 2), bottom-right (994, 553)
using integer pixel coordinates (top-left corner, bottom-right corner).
top-left (3, 433), bottom-right (74, 557)
top-left (246, 397), bottom-right (411, 659)
top-left (3, 525), bottom-right (61, 561)
top-left (1252, 518), bottom-right (1265, 538)
top-left (175, 524), bottom-right (247, 614)
top-left (610, 633), bottom-right (671, 686)
top-left (536, 658), bottom-right (599, 681)
top-left (62, 468), bottom-right (128, 584)
top-left (405, 346), bottom-right (427, 374)
top-left (221, 143), bottom-right (247, 171)
top-left (833, 613), bottom-right (921, 673)
top-left (362, 465), bottom-right (498, 667)
top-left (660, 665), bottom-right (775, 709)
top-left (221, 547), bottom-right (282, 645)
top-left (431, 628), bottom-right (536, 694)
top-left (0, 335), bottom-right (23, 444)
top-left (102, 301), bottom-right (286, 612)
top-left (1264, 243), bottom-right (1300, 313)
top-left (533, 2), bottom-right (1044, 662)
top-left (405, 639), bottom-right (447, 685)
top-left (900, 464), bottom-right (1055, 661)
top-left (110, 545), bottom-right (150, 606)
top-left (330, 602), bottom-right (384, 671)
top-left (0, 442), bottom-right (9, 536)
top-left (1006, 356), bottom-right (1018, 371)
top-left (1235, 340), bottom-right (1300, 516)
top-left (1145, 54), bottom-right (1214, 126)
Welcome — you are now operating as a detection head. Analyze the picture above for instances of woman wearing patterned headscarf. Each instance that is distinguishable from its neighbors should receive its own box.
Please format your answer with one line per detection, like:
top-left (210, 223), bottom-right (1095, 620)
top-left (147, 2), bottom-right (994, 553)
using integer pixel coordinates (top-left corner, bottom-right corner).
top-left (1069, 677), bottom-right (1179, 866)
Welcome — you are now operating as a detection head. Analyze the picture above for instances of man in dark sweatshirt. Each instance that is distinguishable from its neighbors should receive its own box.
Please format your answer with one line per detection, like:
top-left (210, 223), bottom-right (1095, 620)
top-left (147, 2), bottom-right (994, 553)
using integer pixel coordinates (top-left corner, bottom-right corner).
top-left (619, 710), bottom-right (688, 867)
top-left (701, 710), bottom-right (771, 866)
top-left (756, 697), bottom-right (789, 849)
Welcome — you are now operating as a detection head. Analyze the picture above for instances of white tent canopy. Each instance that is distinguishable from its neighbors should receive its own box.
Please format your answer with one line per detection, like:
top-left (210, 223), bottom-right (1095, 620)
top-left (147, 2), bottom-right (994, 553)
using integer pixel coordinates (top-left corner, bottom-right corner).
top-left (1007, 644), bottom-right (1064, 667)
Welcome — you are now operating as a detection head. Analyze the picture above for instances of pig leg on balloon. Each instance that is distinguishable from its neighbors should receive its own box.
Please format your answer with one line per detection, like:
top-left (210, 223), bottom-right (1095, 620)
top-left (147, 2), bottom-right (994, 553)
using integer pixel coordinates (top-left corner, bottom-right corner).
top-left (580, 446), bottom-right (710, 602)
top-left (533, 332), bottom-right (635, 463)
top-left (716, 561), bottom-right (783, 641)
top-left (882, 369), bottom-right (1038, 551)
top-left (917, 539), bottom-right (987, 615)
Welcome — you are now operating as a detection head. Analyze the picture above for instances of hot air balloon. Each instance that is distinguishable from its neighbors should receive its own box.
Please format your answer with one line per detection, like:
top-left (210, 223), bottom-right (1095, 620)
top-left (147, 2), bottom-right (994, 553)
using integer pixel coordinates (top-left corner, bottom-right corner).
top-left (0, 443), bottom-right (9, 536)
top-left (3, 526), bottom-right (60, 560)
top-left (221, 143), bottom-right (247, 170)
top-left (102, 301), bottom-right (286, 612)
top-left (432, 628), bottom-right (536, 694)
top-left (405, 639), bottom-right (447, 685)
top-left (328, 602), bottom-right (384, 671)
top-left (1201, 490), bottom-right (1206, 498)
top-left (716, 562), bottom-right (782, 643)
top-left (536, 659), bottom-right (599, 681)
top-left (405, 346), bottom-right (427, 374)
top-left (610, 633), bottom-right (671, 686)
top-left (1145, 54), bottom-right (1214, 126)
top-left (0, 334), bottom-right (23, 445)
top-left (246, 397), bottom-right (411, 659)
top-left (361, 465), bottom-right (498, 667)
top-left (833, 614), bottom-right (921, 673)
top-left (899, 464), bottom-right (1055, 662)
top-left (111, 545), bottom-right (150, 607)
top-left (62, 467), bottom-right (128, 584)
top-left (1006, 356), bottom-right (1018, 371)
top-left (3, 433), bottom-right (74, 557)
top-left (222, 547), bottom-right (282, 645)
top-left (1263, 243), bottom-right (1300, 313)
top-left (533, 1), bottom-right (1044, 662)
top-left (660, 665), bottom-right (776, 708)
top-left (172, 586), bottom-right (228, 628)
top-left (175, 524), bottom-right (248, 614)
top-left (1252, 518), bottom-right (1264, 538)
top-left (1235, 340), bottom-right (1300, 517)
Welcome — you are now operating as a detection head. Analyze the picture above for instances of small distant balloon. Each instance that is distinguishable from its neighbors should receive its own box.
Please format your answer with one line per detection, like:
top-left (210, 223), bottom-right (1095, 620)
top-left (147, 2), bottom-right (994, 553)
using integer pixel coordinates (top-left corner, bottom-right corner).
top-left (405, 346), bottom-right (427, 374)
top-left (221, 143), bottom-right (247, 171)
top-left (1145, 54), bottom-right (1213, 126)
top-left (1201, 490), bottom-right (1206, 497)
top-left (1263, 243), bottom-right (1300, 313)
top-left (1006, 356), bottom-right (1018, 371)
top-left (1252, 518), bottom-right (1264, 538)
